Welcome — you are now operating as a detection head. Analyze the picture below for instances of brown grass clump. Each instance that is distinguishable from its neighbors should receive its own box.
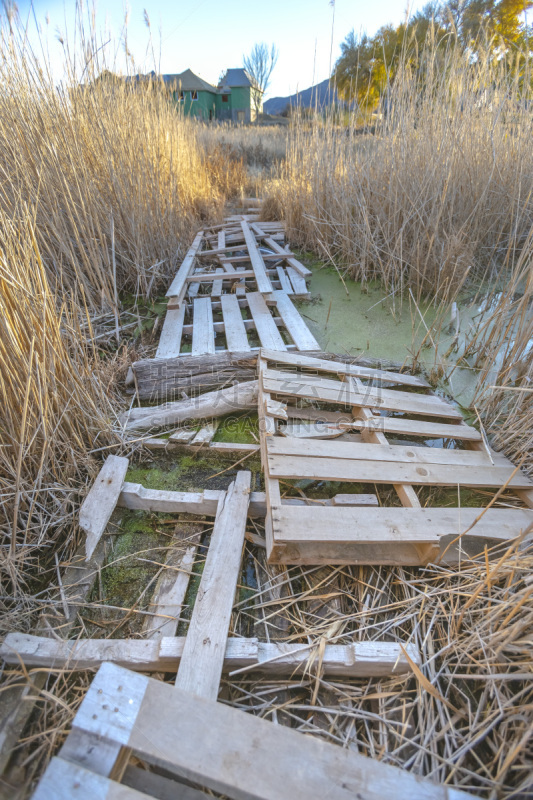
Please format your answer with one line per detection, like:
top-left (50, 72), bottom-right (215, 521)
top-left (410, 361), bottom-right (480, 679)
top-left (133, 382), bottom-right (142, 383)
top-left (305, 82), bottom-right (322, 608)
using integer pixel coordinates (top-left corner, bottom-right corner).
top-left (270, 40), bottom-right (533, 302)
top-left (0, 20), bottom-right (245, 603)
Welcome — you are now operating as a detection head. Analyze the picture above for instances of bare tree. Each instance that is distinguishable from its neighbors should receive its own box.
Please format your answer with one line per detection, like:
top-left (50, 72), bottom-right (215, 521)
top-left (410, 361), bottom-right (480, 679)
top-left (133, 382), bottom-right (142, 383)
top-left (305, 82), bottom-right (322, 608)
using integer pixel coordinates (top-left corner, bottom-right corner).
top-left (243, 42), bottom-right (279, 118)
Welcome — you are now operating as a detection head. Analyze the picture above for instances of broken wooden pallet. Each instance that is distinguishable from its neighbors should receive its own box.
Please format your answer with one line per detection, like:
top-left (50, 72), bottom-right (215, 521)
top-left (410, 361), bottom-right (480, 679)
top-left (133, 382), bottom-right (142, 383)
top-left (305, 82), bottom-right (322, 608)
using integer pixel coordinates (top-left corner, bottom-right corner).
top-left (32, 660), bottom-right (473, 800)
top-left (156, 290), bottom-right (319, 358)
top-left (258, 349), bottom-right (533, 566)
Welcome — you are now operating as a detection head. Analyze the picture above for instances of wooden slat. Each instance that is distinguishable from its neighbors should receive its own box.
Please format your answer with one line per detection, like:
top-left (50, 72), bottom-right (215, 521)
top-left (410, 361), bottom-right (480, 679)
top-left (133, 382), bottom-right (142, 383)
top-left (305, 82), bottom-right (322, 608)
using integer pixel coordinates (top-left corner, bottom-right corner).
top-left (191, 297), bottom-right (215, 355)
top-left (263, 373), bottom-right (462, 419)
top-left (211, 267), bottom-right (224, 298)
top-left (80, 455), bottom-right (129, 561)
top-left (1, 633), bottom-right (418, 677)
top-left (143, 525), bottom-right (202, 641)
top-left (252, 223), bottom-right (312, 277)
top-left (33, 758), bottom-right (152, 800)
top-left (270, 290), bottom-right (320, 351)
top-left (175, 471), bottom-right (251, 699)
top-left (155, 306), bottom-right (185, 359)
top-left (272, 505), bottom-right (533, 544)
top-left (247, 292), bottom-right (287, 350)
top-left (284, 405), bottom-right (481, 440)
top-left (118, 483), bottom-right (222, 516)
top-left (190, 421), bottom-right (219, 444)
top-left (71, 661), bottom-right (472, 800)
top-left (220, 294), bottom-right (251, 351)
top-left (276, 267), bottom-right (293, 294)
top-left (287, 266), bottom-right (309, 295)
top-left (260, 347), bottom-right (429, 387)
top-left (240, 220), bottom-right (273, 293)
top-left (268, 436), bottom-right (494, 467)
top-left (267, 453), bottom-right (533, 488)
top-left (165, 231), bottom-right (204, 300)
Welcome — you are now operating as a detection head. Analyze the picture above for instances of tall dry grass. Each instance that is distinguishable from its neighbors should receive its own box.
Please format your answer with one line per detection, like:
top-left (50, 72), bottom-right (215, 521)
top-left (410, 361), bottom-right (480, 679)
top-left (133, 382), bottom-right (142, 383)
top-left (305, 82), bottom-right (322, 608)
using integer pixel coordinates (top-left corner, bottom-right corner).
top-left (0, 21), bottom-right (246, 603)
top-left (269, 38), bottom-right (533, 302)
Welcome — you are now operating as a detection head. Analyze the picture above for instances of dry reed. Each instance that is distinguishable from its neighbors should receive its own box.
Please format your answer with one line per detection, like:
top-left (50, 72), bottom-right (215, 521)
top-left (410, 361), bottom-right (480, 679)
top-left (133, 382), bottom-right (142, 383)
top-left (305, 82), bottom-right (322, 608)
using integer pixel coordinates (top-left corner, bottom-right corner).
top-left (269, 38), bottom-right (533, 302)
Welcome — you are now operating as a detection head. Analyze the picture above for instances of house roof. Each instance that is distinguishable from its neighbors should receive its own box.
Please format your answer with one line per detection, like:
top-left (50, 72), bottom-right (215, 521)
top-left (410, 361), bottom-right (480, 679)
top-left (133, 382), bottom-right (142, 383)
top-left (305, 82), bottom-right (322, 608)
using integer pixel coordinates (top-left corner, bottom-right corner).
top-left (220, 68), bottom-right (262, 92)
top-left (162, 69), bottom-right (217, 93)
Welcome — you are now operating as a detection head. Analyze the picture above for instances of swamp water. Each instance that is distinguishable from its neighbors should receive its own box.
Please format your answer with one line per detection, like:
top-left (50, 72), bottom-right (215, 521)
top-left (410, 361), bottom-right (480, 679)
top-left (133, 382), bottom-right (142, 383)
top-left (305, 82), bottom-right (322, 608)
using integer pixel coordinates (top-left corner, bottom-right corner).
top-left (296, 259), bottom-right (483, 410)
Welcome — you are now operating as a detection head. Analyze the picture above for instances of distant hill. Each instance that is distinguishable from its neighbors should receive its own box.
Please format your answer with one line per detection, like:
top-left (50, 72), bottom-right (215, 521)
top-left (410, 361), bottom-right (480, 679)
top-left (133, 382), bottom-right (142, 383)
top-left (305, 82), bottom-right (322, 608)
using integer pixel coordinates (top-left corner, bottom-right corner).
top-left (264, 78), bottom-right (339, 116)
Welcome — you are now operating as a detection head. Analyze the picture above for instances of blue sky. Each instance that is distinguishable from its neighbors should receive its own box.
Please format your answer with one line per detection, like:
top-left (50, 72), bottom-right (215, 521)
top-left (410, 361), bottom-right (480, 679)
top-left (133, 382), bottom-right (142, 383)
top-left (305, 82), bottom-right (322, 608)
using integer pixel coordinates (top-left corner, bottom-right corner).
top-left (17, 1), bottom-right (428, 97)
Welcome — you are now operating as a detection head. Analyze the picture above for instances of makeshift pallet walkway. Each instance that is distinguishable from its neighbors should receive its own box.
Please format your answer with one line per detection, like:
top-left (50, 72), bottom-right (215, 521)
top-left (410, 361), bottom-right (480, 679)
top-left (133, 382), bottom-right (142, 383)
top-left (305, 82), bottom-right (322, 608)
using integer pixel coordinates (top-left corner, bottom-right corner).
top-left (1, 462), bottom-right (418, 680)
top-left (156, 215), bottom-right (318, 358)
top-left (26, 467), bottom-right (468, 800)
top-left (258, 349), bottom-right (533, 565)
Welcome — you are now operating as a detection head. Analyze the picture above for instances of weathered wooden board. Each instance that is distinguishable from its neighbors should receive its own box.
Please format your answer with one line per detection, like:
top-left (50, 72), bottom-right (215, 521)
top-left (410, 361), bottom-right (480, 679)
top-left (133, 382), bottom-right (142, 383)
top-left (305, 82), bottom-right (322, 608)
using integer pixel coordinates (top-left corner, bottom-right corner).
top-left (1, 633), bottom-right (419, 677)
top-left (32, 758), bottom-right (152, 800)
top-left (267, 505), bottom-right (533, 565)
top-left (240, 220), bottom-right (273, 293)
top-left (267, 436), bottom-right (494, 467)
top-left (79, 455), bottom-right (129, 561)
top-left (263, 372), bottom-right (464, 419)
top-left (267, 453), bottom-right (532, 488)
top-left (260, 347), bottom-right (429, 387)
top-left (191, 296), bottom-right (215, 356)
top-left (220, 293), bottom-right (251, 351)
top-left (68, 662), bottom-right (472, 800)
top-left (247, 292), bottom-right (287, 350)
top-left (175, 471), bottom-right (251, 699)
top-left (165, 231), bottom-right (204, 300)
top-left (270, 291), bottom-right (320, 350)
top-left (284, 405), bottom-right (481, 440)
top-left (121, 380), bottom-right (258, 431)
top-left (155, 306), bottom-right (185, 359)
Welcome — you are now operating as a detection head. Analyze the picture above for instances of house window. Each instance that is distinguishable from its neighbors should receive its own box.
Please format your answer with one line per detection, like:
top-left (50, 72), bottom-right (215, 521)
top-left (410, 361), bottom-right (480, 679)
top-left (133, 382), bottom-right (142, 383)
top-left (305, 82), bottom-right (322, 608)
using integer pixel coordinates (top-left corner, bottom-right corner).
top-left (177, 91), bottom-right (184, 101)
top-left (222, 94), bottom-right (229, 103)
top-left (191, 90), bottom-right (198, 101)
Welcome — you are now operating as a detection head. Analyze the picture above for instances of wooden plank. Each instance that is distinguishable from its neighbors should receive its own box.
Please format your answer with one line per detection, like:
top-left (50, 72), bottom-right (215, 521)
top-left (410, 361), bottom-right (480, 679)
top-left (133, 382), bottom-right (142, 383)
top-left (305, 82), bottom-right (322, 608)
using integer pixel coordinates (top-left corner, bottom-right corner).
top-left (33, 758), bottom-right (152, 800)
top-left (1, 633), bottom-right (418, 677)
top-left (187, 269), bottom-right (255, 282)
top-left (121, 380), bottom-right (258, 431)
top-left (247, 292), bottom-right (287, 350)
top-left (175, 471), bottom-right (251, 699)
top-left (287, 266), bottom-right (308, 295)
top-left (168, 428), bottom-right (197, 443)
top-left (240, 220), bottom-right (273, 293)
top-left (80, 455), bottom-right (129, 561)
top-left (155, 306), bottom-right (185, 359)
top-left (263, 373), bottom-right (462, 419)
top-left (272, 505), bottom-right (533, 544)
top-left (143, 524), bottom-right (202, 641)
top-left (268, 453), bottom-right (533, 488)
top-left (190, 421), bottom-right (219, 444)
top-left (191, 297), bottom-right (215, 356)
top-left (122, 766), bottom-right (210, 800)
top-left (252, 223), bottom-right (312, 277)
top-left (284, 405), bottom-right (481, 440)
top-left (268, 436), bottom-right (494, 467)
top-left (165, 231), bottom-right (204, 300)
top-left (118, 482), bottom-right (222, 515)
top-left (72, 661), bottom-right (472, 800)
top-left (276, 267), bottom-right (293, 294)
top-left (211, 268), bottom-right (224, 298)
top-left (260, 347), bottom-right (429, 387)
top-left (220, 294), bottom-right (251, 351)
top-left (270, 290), bottom-right (320, 351)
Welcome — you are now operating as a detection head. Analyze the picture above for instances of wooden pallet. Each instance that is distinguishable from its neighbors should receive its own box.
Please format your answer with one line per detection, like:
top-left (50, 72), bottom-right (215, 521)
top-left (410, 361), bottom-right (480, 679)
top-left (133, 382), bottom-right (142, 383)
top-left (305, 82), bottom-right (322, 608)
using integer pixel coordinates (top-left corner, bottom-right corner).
top-left (31, 663), bottom-right (472, 800)
top-left (157, 215), bottom-right (316, 358)
top-left (157, 290), bottom-right (320, 358)
top-left (165, 218), bottom-right (310, 308)
top-left (258, 349), bottom-right (533, 566)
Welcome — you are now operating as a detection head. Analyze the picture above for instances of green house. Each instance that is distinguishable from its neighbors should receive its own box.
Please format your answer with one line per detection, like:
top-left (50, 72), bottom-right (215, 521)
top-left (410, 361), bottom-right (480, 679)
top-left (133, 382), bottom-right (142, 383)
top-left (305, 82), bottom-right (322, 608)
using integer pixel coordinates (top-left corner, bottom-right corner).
top-left (216, 69), bottom-right (263, 123)
top-left (160, 67), bottom-right (263, 122)
top-left (163, 69), bottom-right (217, 121)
